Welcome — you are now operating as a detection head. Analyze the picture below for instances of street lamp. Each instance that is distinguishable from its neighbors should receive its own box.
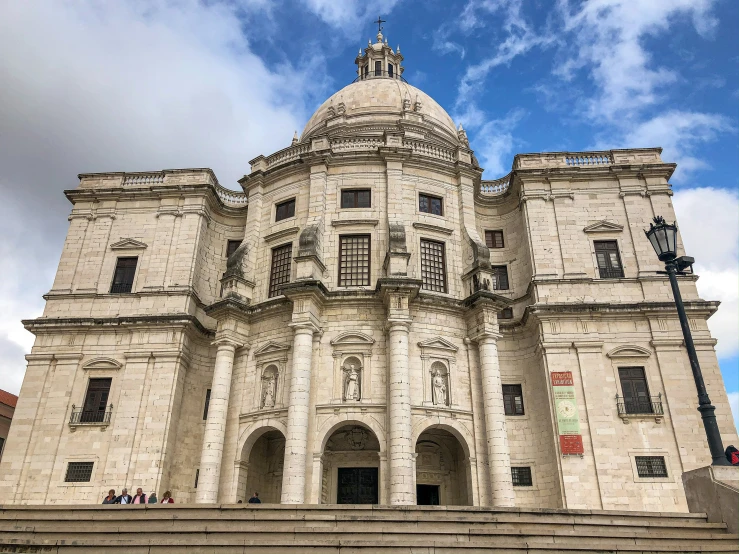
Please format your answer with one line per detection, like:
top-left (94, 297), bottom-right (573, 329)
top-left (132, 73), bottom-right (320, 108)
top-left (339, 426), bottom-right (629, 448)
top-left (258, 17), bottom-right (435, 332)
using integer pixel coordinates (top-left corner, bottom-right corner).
top-left (645, 216), bottom-right (730, 466)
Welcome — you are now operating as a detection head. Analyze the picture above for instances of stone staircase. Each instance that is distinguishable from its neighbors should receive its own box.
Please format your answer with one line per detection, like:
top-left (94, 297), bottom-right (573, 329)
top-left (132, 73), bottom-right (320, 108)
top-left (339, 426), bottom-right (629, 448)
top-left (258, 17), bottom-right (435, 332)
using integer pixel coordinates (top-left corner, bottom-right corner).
top-left (0, 504), bottom-right (737, 553)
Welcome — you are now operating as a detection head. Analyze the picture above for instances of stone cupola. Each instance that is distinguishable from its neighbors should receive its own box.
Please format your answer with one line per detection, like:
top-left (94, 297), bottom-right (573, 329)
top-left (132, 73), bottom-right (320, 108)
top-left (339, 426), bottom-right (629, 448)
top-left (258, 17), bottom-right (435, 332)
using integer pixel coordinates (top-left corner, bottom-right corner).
top-left (355, 29), bottom-right (404, 81)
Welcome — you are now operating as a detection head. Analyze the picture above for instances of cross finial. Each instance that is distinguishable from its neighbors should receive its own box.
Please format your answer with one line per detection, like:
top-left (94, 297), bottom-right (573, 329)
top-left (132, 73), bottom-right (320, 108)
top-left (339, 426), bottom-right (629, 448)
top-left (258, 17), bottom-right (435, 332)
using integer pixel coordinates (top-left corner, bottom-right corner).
top-left (374, 16), bottom-right (386, 33)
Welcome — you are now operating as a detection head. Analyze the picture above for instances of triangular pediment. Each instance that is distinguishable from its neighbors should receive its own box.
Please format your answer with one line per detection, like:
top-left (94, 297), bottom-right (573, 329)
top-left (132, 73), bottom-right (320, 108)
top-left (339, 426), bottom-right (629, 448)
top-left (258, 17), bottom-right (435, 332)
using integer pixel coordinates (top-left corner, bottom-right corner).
top-left (254, 341), bottom-right (291, 358)
top-left (330, 331), bottom-right (375, 346)
top-left (82, 357), bottom-right (122, 371)
top-left (417, 337), bottom-right (459, 352)
top-left (583, 220), bottom-right (624, 233)
top-left (606, 345), bottom-right (651, 358)
top-left (110, 238), bottom-right (148, 250)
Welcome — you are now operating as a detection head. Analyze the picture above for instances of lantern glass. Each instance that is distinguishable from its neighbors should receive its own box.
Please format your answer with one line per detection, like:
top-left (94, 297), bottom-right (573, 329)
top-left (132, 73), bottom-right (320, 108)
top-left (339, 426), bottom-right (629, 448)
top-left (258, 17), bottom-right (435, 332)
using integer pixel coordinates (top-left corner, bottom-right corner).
top-left (645, 217), bottom-right (678, 262)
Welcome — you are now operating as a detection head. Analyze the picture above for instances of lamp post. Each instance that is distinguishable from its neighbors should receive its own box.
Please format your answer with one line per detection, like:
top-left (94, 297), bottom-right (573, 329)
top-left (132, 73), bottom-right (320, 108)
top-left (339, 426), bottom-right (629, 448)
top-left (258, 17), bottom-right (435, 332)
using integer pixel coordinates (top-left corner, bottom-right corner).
top-left (645, 216), bottom-right (730, 466)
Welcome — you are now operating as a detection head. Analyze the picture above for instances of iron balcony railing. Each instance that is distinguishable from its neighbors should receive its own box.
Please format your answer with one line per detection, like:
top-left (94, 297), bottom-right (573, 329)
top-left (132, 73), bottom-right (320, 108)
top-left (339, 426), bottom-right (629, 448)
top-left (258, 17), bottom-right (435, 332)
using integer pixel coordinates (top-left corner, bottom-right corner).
top-left (70, 405), bottom-right (113, 425)
top-left (353, 71), bottom-right (408, 83)
top-left (616, 394), bottom-right (663, 416)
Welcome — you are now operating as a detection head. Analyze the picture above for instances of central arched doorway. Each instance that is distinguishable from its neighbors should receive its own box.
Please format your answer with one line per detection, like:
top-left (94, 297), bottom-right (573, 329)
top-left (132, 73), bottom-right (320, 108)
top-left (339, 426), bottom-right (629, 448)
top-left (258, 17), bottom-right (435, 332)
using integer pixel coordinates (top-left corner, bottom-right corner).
top-left (415, 427), bottom-right (471, 506)
top-left (244, 429), bottom-right (285, 503)
top-left (321, 424), bottom-right (381, 504)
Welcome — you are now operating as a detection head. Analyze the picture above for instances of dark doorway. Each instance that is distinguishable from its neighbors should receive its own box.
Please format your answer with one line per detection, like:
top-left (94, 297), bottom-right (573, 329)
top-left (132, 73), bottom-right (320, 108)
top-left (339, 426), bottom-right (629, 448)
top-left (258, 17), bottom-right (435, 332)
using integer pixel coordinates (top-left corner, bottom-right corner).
top-left (417, 484), bottom-right (440, 505)
top-left (337, 468), bottom-right (378, 504)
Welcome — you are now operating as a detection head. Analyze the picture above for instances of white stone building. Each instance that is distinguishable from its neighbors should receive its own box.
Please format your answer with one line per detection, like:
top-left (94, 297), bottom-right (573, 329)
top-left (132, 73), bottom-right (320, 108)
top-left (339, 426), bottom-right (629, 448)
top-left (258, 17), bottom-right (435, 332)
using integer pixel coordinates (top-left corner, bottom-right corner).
top-left (1, 31), bottom-right (736, 512)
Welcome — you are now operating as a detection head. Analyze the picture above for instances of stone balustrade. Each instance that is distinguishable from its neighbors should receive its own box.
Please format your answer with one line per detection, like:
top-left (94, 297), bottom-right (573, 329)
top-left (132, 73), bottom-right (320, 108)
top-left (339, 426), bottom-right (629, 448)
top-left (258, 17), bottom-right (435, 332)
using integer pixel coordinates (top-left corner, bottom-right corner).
top-left (214, 182), bottom-right (248, 208)
top-left (514, 148), bottom-right (663, 170)
top-left (122, 173), bottom-right (165, 186)
top-left (479, 174), bottom-right (511, 196)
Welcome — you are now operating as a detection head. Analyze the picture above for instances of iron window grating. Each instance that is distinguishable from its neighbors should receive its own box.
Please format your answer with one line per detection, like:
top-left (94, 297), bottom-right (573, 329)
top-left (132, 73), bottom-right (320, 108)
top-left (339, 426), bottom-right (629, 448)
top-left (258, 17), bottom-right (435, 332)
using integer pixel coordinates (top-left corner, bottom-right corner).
top-left (338, 235), bottom-right (371, 287)
top-left (503, 384), bottom-right (525, 415)
top-left (420, 239), bottom-right (447, 292)
top-left (65, 461), bottom-right (94, 482)
top-left (635, 456), bottom-right (668, 478)
top-left (341, 189), bottom-right (371, 209)
top-left (491, 265), bottom-right (509, 290)
top-left (594, 240), bottom-right (624, 278)
top-left (511, 466), bottom-right (532, 486)
top-left (419, 193), bottom-right (443, 216)
top-left (275, 198), bottom-right (296, 222)
top-left (485, 230), bottom-right (505, 249)
top-left (268, 243), bottom-right (293, 297)
top-left (110, 257), bottom-right (138, 294)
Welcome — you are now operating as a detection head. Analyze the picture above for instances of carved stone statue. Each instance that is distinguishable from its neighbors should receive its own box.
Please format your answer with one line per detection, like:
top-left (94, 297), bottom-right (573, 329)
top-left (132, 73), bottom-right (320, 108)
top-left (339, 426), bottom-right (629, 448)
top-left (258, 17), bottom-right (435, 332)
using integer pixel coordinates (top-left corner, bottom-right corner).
top-left (343, 363), bottom-right (361, 401)
top-left (262, 373), bottom-right (276, 408)
top-left (432, 367), bottom-right (448, 406)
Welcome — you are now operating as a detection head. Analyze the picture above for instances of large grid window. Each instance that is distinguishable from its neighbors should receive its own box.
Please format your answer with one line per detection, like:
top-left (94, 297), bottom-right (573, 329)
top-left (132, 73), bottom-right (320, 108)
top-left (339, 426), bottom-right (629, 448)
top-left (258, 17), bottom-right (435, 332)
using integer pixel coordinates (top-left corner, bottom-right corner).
top-left (65, 461), bottom-right (94, 482)
top-left (511, 467), bottom-right (532, 487)
top-left (110, 257), bottom-right (137, 294)
top-left (491, 265), bottom-right (509, 290)
top-left (635, 456), bottom-right (668, 478)
top-left (420, 239), bottom-right (447, 292)
top-left (275, 198), bottom-right (296, 222)
top-left (485, 230), bottom-right (505, 249)
top-left (594, 240), bottom-right (624, 278)
top-left (338, 235), bottom-right (371, 287)
top-left (341, 189), bottom-right (371, 209)
top-left (419, 193), bottom-right (443, 216)
top-left (503, 384), bottom-right (525, 415)
top-left (268, 243), bottom-right (293, 297)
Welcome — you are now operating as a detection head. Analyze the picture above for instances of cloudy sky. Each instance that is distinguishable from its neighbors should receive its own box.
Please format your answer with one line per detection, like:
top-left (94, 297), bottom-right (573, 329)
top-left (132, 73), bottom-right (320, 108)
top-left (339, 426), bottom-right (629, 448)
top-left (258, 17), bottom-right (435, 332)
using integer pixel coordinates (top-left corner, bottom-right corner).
top-left (1, 0), bottom-right (737, 426)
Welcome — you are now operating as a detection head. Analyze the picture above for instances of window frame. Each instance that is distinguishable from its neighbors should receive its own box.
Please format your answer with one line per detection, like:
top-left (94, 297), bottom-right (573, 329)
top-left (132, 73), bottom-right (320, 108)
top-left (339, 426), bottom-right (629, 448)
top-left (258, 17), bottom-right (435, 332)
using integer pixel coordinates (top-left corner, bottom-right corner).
top-left (418, 193), bottom-right (444, 216)
top-left (203, 388), bottom-right (212, 420)
top-left (511, 466), bottom-right (533, 487)
top-left (594, 240), bottom-right (624, 279)
top-left (65, 461), bottom-right (94, 483)
top-left (340, 189), bottom-right (371, 209)
top-left (268, 242), bottom-right (293, 298)
top-left (226, 240), bottom-right (241, 258)
top-left (81, 378), bottom-right (112, 423)
top-left (485, 230), bottom-right (505, 249)
top-left (618, 366), bottom-right (653, 414)
top-left (491, 265), bottom-right (509, 291)
top-left (110, 256), bottom-right (138, 294)
top-left (503, 384), bottom-right (525, 416)
top-left (499, 307), bottom-right (514, 320)
top-left (338, 234), bottom-right (371, 287)
top-left (419, 238), bottom-right (448, 293)
top-left (634, 456), bottom-right (668, 478)
top-left (275, 198), bottom-right (296, 222)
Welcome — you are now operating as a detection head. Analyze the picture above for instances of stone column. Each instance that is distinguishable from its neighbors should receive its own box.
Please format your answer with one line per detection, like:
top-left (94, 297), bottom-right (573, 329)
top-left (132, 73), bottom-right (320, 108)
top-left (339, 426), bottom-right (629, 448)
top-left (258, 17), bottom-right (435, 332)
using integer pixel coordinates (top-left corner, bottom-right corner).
top-left (387, 319), bottom-right (415, 504)
top-left (477, 335), bottom-right (515, 507)
top-left (196, 338), bottom-right (238, 503)
top-left (281, 323), bottom-right (316, 503)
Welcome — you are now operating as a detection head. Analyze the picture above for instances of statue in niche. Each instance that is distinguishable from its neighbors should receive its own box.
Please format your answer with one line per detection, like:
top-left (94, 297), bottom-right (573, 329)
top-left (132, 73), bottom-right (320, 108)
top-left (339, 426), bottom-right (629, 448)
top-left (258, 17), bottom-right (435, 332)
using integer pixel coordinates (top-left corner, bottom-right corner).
top-left (261, 370), bottom-right (277, 408)
top-left (343, 360), bottom-right (361, 401)
top-left (431, 365), bottom-right (448, 406)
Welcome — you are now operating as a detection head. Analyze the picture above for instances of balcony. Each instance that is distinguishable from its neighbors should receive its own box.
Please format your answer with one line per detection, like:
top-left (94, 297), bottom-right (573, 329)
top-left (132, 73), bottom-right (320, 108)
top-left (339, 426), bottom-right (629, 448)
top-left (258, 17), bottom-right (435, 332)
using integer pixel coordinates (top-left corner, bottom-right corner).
top-left (616, 394), bottom-right (664, 423)
top-left (69, 405), bottom-right (113, 429)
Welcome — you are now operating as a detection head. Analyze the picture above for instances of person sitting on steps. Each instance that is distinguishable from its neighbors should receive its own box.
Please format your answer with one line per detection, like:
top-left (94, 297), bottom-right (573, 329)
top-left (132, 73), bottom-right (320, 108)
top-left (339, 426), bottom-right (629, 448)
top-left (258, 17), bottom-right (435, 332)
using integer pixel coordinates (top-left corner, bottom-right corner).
top-left (248, 492), bottom-right (261, 504)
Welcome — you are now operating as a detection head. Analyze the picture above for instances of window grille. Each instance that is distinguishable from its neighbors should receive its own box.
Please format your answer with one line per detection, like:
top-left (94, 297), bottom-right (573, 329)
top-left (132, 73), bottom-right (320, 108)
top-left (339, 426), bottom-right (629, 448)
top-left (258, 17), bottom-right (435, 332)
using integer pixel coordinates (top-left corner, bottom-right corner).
top-left (203, 389), bottom-right (211, 420)
top-left (503, 384), bottom-right (524, 415)
top-left (419, 193), bottom-right (443, 216)
top-left (420, 239), bottom-right (447, 292)
top-left (65, 462), bottom-right (94, 482)
top-left (511, 466), bottom-right (532, 486)
top-left (338, 235), bottom-right (371, 287)
top-left (491, 266), bottom-right (509, 290)
top-left (275, 198), bottom-right (295, 222)
top-left (594, 240), bottom-right (624, 278)
top-left (110, 257), bottom-right (137, 294)
top-left (485, 230), bottom-right (505, 249)
top-left (226, 240), bottom-right (241, 258)
top-left (268, 243), bottom-right (293, 298)
top-left (341, 189), bottom-right (371, 209)
top-left (635, 456), bottom-right (668, 478)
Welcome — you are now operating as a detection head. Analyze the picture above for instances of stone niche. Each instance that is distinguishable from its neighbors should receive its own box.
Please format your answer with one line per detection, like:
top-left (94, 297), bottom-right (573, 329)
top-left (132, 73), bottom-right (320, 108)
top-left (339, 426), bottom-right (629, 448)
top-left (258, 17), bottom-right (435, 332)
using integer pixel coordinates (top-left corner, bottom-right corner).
top-left (330, 331), bottom-right (375, 404)
top-left (417, 337), bottom-right (458, 408)
top-left (251, 341), bottom-right (291, 411)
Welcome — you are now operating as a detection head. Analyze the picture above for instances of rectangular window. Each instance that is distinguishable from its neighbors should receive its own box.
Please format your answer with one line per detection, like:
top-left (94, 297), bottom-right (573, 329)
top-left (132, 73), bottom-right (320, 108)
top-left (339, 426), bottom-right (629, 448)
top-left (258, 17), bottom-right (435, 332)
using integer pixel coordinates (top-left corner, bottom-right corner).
top-left (363, 64), bottom-right (369, 77)
top-left (375, 61), bottom-right (382, 76)
top-left (635, 456), bottom-right (668, 478)
top-left (81, 378), bottom-right (112, 423)
top-left (511, 466), bottom-right (533, 487)
top-left (503, 384), bottom-right (525, 415)
top-left (341, 189), bottom-right (371, 209)
top-left (110, 257), bottom-right (138, 294)
top-left (194, 468), bottom-right (200, 488)
top-left (388, 63), bottom-right (394, 77)
top-left (0, 437), bottom-right (5, 457)
top-left (268, 243), bottom-right (293, 298)
top-left (499, 307), bottom-right (513, 320)
top-left (594, 240), bottom-right (624, 278)
top-left (65, 461), bottom-right (94, 483)
top-left (226, 240), bottom-right (241, 258)
top-left (419, 193), bottom-right (443, 216)
top-left (485, 230), bottom-right (505, 249)
top-left (203, 389), bottom-right (211, 420)
top-left (491, 265), bottom-right (509, 290)
top-left (420, 239), bottom-right (447, 293)
top-left (275, 198), bottom-right (296, 222)
top-left (619, 367), bottom-right (653, 414)
top-left (338, 235), bottom-right (371, 287)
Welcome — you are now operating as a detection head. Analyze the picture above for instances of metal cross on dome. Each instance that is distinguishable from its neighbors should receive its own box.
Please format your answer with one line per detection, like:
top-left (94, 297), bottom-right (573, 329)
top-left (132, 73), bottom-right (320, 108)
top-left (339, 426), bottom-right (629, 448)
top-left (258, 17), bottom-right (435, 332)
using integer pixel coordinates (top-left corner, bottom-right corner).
top-left (375, 16), bottom-right (386, 33)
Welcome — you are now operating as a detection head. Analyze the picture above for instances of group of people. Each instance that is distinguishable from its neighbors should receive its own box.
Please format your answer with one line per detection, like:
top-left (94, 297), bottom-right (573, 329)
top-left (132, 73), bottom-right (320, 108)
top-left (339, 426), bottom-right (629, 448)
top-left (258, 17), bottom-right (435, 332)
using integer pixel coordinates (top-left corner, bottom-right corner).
top-left (102, 488), bottom-right (174, 505)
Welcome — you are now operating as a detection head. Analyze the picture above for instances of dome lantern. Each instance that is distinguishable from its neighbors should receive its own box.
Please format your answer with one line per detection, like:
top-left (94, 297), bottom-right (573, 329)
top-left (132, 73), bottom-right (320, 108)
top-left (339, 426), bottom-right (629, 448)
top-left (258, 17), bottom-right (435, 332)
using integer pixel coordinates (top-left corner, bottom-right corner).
top-left (355, 18), bottom-right (404, 82)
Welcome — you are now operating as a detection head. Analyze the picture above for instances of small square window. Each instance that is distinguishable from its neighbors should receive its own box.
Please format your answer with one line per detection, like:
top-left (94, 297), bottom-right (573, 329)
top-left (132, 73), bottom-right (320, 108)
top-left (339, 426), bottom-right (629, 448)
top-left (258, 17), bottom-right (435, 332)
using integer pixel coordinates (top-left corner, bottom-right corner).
top-left (110, 257), bottom-right (138, 294)
top-left (419, 193), bottom-right (443, 216)
top-left (275, 198), bottom-right (296, 222)
top-left (226, 240), bottom-right (241, 258)
top-left (635, 456), bottom-right (668, 478)
top-left (65, 461), bottom-right (94, 482)
top-left (341, 189), bottom-right (371, 209)
top-left (511, 466), bottom-right (532, 487)
top-left (503, 384), bottom-right (524, 415)
top-left (485, 230), bottom-right (505, 249)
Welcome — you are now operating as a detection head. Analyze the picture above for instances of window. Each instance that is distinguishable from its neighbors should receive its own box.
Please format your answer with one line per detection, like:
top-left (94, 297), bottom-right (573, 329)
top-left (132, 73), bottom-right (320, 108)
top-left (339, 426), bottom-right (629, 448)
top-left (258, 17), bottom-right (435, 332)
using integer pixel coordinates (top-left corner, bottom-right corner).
top-left (594, 240), bottom-right (624, 278)
top-left (375, 61), bottom-right (382, 76)
top-left (110, 257), bottom-right (137, 294)
top-left (226, 240), bottom-right (241, 258)
top-left (65, 461), bottom-right (94, 483)
top-left (388, 63), bottom-right (394, 77)
top-left (499, 307), bottom-right (513, 319)
top-left (194, 468), bottom-right (200, 488)
top-left (635, 456), bottom-right (668, 478)
top-left (419, 193), bottom-right (443, 216)
top-left (491, 266), bottom-right (509, 290)
top-left (275, 198), bottom-right (295, 222)
top-left (268, 243), bottom-right (293, 298)
top-left (0, 437), bottom-right (5, 457)
top-left (420, 239), bottom-right (447, 293)
top-left (503, 384), bottom-right (524, 415)
top-left (203, 389), bottom-right (211, 420)
top-left (81, 378), bottom-right (112, 423)
top-left (619, 367), bottom-right (653, 414)
top-left (341, 189), bottom-right (371, 209)
top-left (511, 467), bottom-right (532, 487)
top-left (485, 230), bottom-right (505, 249)
top-left (338, 235), bottom-right (371, 287)
top-left (363, 64), bottom-right (369, 77)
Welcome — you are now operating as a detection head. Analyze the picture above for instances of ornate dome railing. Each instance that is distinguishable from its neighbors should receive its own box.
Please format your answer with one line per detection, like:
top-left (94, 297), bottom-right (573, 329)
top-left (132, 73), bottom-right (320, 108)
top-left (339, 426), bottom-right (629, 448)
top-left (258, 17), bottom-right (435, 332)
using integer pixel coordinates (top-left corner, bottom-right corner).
top-left (479, 174), bottom-right (512, 197)
top-left (352, 71), bottom-right (408, 83)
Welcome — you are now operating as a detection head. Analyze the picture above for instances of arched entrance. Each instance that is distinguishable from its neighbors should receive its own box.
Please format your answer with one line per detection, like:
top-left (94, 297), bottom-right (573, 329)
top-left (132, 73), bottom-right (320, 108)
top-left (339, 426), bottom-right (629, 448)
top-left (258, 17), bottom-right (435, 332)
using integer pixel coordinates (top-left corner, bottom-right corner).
top-left (415, 427), bottom-right (471, 506)
top-left (321, 424), bottom-right (381, 504)
top-left (244, 429), bottom-right (285, 503)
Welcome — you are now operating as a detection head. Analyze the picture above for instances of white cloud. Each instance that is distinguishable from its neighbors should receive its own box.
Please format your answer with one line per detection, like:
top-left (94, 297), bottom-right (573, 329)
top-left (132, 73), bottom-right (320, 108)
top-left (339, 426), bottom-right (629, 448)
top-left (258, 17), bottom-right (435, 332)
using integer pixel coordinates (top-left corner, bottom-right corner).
top-left (302, 0), bottom-right (401, 35)
top-left (673, 187), bottom-right (739, 359)
top-left (462, 108), bottom-right (527, 176)
top-left (728, 392), bottom-right (739, 434)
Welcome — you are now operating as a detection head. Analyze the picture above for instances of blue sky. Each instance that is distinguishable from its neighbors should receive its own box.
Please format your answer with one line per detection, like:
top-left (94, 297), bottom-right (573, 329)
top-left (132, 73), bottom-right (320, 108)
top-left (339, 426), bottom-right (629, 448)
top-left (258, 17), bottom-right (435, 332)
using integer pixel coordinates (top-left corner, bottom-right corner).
top-left (0, 0), bottom-right (737, 427)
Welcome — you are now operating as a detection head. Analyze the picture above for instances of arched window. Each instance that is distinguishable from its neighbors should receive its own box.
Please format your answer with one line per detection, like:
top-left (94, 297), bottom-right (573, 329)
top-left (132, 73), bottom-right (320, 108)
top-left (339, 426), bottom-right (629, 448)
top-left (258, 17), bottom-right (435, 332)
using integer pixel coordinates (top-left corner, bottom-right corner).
top-left (388, 63), bottom-right (394, 78)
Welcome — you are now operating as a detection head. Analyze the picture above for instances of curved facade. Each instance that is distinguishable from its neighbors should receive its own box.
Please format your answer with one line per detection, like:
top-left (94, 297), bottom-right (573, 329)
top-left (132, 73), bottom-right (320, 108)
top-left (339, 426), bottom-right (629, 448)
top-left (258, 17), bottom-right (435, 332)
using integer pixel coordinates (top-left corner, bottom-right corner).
top-left (1, 32), bottom-right (736, 512)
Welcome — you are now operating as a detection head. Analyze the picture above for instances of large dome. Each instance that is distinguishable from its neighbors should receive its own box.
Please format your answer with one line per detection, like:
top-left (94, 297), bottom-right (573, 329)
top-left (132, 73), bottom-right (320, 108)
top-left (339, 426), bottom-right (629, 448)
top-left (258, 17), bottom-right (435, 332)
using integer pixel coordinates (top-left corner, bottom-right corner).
top-left (301, 78), bottom-right (459, 144)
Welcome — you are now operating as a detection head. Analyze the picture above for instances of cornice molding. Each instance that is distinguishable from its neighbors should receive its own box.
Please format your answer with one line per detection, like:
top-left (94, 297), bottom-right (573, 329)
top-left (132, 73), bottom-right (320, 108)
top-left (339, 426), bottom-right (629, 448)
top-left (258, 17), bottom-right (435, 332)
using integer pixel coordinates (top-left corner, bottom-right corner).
top-left (412, 222), bottom-right (454, 235)
top-left (263, 226), bottom-right (300, 244)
